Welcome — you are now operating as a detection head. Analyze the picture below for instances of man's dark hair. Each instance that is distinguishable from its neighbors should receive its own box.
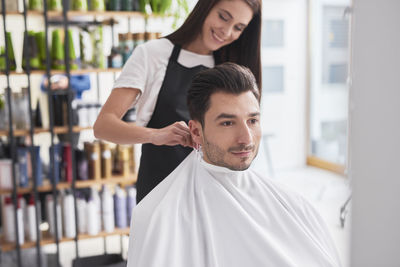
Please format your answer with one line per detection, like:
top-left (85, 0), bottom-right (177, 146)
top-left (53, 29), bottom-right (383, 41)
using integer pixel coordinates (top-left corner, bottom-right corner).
top-left (187, 62), bottom-right (260, 126)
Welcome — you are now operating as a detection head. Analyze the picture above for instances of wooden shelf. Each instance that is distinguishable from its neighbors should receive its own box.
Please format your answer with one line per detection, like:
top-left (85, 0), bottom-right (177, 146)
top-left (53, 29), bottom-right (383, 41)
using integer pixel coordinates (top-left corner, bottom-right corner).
top-left (0, 174), bottom-right (137, 195)
top-left (6, 68), bottom-right (123, 76)
top-left (0, 126), bottom-right (93, 137)
top-left (0, 228), bottom-right (130, 252)
top-left (2, 11), bottom-right (147, 18)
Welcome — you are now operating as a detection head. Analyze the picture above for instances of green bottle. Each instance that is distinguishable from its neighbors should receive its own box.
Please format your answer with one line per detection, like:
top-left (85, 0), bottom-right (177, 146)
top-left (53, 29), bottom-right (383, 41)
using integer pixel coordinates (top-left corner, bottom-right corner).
top-left (29, 0), bottom-right (43, 11)
top-left (91, 26), bottom-right (105, 68)
top-left (48, 0), bottom-right (63, 11)
top-left (4, 32), bottom-right (16, 71)
top-left (22, 31), bottom-right (41, 70)
top-left (90, 0), bottom-right (105, 11)
top-left (67, 29), bottom-right (79, 70)
top-left (72, 0), bottom-right (88, 11)
top-left (51, 29), bottom-right (65, 70)
top-left (0, 47), bottom-right (5, 71)
top-left (35, 31), bottom-right (47, 70)
top-left (138, 0), bottom-right (147, 13)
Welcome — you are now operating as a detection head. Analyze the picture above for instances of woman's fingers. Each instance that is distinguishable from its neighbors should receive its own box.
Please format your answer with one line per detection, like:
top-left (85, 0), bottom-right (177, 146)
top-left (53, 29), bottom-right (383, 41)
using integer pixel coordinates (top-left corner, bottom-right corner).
top-left (153, 121), bottom-right (194, 147)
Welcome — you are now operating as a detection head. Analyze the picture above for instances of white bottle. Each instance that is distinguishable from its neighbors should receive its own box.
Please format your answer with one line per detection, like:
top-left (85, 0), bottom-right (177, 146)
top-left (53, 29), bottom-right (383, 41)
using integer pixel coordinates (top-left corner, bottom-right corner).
top-left (91, 187), bottom-right (101, 233)
top-left (46, 193), bottom-right (63, 239)
top-left (26, 195), bottom-right (38, 242)
top-left (101, 185), bottom-right (115, 233)
top-left (18, 196), bottom-right (28, 238)
top-left (76, 194), bottom-right (87, 234)
top-left (3, 196), bottom-right (15, 242)
top-left (127, 187), bottom-right (137, 226)
top-left (16, 196), bottom-right (24, 245)
top-left (86, 196), bottom-right (99, 236)
top-left (62, 189), bottom-right (76, 238)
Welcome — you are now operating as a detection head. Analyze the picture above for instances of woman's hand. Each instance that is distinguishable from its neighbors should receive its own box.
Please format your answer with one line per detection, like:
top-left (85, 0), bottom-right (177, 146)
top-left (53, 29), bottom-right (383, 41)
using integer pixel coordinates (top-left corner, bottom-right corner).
top-left (151, 121), bottom-right (194, 148)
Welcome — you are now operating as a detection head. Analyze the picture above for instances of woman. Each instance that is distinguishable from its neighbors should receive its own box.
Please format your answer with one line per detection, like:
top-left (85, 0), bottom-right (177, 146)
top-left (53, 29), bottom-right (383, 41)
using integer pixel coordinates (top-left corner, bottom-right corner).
top-left (94, 0), bottom-right (262, 203)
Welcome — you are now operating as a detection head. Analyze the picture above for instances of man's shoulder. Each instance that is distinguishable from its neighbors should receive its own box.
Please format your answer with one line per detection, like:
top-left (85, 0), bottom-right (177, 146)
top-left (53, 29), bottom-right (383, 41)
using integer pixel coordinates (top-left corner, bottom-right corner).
top-left (251, 169), bottom-right (312, 213)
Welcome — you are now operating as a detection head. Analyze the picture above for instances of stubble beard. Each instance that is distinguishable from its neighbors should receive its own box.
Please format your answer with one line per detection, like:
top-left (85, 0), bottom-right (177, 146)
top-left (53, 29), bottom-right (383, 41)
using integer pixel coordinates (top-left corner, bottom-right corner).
top-left (202, 135), bottom-right (259, 171)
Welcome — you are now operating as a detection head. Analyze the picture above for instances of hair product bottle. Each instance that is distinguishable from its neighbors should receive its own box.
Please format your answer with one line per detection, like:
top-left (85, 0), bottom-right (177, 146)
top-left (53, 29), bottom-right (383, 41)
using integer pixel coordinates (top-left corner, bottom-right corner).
top-left (11, 196), bottom-right (25, 245)
top-left (27, 195), bottom-right (38, 242)
top-left (32, 145), bottom-right (43, 186)
top-left (62, 143), bottom-right (73, 183)
top-left (101, 185), bottom-right (115, 233)
top-left (85, 142), bottom-right (101, 180)
top-left (17, 146), bottom-right (29, 188)
top-left (3, 196), bottom-right (15, 242)
top-left (46, 193), bottom-right (63, 239)
top-left (127, 187), bottom-right (137, 225)
top-left (87, 195), bottom-right (100, 236)
top-left (114, 186), bottom-right (128, 228)
top-left (63, 189), bottom-right (76, 238)
top-left (100, 142), bottom-right (112, 179)
top-left (76, 193), bottom-right (87, 234)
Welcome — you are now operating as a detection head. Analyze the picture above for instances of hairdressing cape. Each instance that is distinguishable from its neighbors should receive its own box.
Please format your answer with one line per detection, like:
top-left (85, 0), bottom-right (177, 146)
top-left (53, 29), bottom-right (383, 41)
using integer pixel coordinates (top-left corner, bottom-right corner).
top-left (127, 151), bottom-right (342, 267)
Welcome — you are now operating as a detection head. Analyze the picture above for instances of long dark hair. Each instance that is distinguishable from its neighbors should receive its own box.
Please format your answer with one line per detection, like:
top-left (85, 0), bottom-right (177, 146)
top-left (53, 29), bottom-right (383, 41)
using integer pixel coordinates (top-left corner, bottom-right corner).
top-left (166, 0), bottom-right (262, 90)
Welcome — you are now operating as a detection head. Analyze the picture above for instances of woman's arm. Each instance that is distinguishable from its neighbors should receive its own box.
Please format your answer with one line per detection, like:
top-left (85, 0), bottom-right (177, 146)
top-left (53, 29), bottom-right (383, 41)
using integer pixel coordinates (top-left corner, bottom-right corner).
top-left (93, 87), bottom-right (193, 147)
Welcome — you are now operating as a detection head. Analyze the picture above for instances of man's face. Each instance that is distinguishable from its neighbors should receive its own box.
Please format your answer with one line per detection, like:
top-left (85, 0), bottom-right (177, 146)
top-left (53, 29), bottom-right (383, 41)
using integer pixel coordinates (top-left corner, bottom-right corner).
top-left (190, 91), bottom-right (261, 171)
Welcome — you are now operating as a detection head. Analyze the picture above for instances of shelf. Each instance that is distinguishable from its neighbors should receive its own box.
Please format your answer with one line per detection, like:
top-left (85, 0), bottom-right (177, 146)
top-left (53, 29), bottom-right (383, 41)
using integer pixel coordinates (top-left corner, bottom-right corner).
top-left (0, 126), bottom-right (93, 137)
top-left (5, 68), bottom-right (123, 76)
top-left (0, 228), bottom-right (130, 252)
top-left (0, 174), bottom-right (137, 195)
top-left (2, 10), bottom-right (148, 18)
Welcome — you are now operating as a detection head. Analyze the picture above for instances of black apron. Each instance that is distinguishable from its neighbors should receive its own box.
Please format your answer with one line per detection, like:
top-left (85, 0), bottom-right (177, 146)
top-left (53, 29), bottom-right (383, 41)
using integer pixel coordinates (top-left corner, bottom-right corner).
top-left (136, 45), bottom-right (209, 203)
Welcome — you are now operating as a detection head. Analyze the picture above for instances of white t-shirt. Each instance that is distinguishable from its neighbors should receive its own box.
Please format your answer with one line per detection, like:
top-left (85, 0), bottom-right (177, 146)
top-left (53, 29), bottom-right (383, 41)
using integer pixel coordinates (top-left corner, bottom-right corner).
top-left (113, 38), bottom-right (215, 126)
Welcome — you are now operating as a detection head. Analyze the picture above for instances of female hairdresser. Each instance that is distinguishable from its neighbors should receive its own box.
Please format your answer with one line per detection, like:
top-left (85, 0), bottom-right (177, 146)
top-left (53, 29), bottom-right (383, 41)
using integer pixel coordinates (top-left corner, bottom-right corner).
top-left (94, 0), bottom-right (262, 203)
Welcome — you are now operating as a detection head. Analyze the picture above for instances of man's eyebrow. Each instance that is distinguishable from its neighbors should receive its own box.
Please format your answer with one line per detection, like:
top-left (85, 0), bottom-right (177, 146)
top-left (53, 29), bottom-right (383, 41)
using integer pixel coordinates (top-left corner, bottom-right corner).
top-left (215, 112), bottom-right (260, 121)
top-left (215, 113), bottom-right (237, 121)
top-left (249, 112), bottom-right (261, 117)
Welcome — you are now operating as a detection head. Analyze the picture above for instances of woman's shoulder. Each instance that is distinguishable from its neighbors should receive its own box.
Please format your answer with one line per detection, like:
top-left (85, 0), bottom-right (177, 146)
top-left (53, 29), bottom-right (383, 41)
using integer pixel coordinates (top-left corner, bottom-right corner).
top-left (136, 38), bottom-right (174, 60)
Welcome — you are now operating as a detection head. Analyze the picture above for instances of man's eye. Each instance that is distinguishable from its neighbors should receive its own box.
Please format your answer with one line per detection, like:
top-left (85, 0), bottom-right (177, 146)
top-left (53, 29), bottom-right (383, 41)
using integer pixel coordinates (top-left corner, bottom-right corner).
top-left (249, 119), bottom-right (258, 124)
top-left (219, 13), bottom-right (228, 21)
top-left (221, 121), bottom-right (233, 126)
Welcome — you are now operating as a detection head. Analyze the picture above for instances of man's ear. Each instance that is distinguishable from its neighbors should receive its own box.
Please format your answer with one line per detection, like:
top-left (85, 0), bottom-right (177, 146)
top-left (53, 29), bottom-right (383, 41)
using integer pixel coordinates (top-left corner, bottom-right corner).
top-left (189, 120), bottom-right (203, 146)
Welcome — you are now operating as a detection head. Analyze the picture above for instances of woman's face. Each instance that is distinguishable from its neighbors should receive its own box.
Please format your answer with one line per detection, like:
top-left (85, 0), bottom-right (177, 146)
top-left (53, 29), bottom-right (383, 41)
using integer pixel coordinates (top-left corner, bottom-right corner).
top-left (200, 0), bottom-right (254, 53)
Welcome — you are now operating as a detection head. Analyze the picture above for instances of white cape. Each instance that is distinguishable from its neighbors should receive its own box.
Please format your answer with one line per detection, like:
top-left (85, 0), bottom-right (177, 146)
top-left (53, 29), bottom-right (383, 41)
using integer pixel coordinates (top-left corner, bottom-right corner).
top-left (127, 151), bottom-right (342, 267)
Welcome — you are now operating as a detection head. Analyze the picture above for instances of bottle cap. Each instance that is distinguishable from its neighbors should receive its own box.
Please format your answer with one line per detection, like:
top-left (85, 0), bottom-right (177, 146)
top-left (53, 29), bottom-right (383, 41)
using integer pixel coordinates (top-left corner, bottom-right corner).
top-left (5, 196), bottom-right (11, 205)
top-left (28, 195), bottom-right (35, 205)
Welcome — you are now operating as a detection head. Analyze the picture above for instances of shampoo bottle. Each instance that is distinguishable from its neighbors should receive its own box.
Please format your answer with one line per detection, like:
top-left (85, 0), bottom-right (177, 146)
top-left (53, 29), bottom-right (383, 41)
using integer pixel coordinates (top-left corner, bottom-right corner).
top-left (63, 189), bottom-right (76, 238)
top-left (27, 195), bottom-right (38, 242)
top-left (114, 186), bottom-right (127, 228)
top-left (101, 185), bottom-right (115, 233)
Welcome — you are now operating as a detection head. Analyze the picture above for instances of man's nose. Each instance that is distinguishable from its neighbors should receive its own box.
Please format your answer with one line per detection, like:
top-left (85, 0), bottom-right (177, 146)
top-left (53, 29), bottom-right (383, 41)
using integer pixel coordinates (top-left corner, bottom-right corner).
top-left (237, 124), bottom-right (253, 145)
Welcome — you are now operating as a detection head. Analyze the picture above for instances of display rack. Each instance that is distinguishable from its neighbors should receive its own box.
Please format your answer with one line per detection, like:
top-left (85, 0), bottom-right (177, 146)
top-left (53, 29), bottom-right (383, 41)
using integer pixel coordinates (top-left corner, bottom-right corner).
top-left (0, 1), bottom-right (146, 266)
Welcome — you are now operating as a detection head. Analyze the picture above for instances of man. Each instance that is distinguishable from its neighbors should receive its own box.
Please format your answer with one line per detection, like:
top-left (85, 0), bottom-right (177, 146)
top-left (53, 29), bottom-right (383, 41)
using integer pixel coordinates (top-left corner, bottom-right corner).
top-left (127, 63), bottom-right (341, 267)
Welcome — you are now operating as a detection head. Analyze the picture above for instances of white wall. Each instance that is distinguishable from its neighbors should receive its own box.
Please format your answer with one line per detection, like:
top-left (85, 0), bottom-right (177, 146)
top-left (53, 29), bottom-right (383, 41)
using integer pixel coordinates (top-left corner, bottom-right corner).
top-left (349, 0), bottom-right (400, 266)
top-left (261, 0), bottom-right (307, 170)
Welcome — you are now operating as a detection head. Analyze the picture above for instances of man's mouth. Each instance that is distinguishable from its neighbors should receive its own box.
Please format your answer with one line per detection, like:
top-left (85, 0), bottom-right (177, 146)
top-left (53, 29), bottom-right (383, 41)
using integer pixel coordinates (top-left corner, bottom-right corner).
top-left (232, 150), bottom-right (252, 158)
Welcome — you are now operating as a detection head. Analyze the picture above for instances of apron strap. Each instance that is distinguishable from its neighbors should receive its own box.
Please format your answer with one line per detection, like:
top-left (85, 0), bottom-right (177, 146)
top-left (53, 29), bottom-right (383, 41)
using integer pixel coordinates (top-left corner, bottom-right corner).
top-left (170, 45), bottom-right (181, 63)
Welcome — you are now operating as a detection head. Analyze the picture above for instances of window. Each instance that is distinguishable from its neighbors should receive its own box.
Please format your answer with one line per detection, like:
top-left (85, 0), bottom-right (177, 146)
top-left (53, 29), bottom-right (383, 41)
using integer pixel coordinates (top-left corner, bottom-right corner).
top-left (262, 66), bottom-right (284, 93)
top-left (262, 20), bottom-right (284, 48)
